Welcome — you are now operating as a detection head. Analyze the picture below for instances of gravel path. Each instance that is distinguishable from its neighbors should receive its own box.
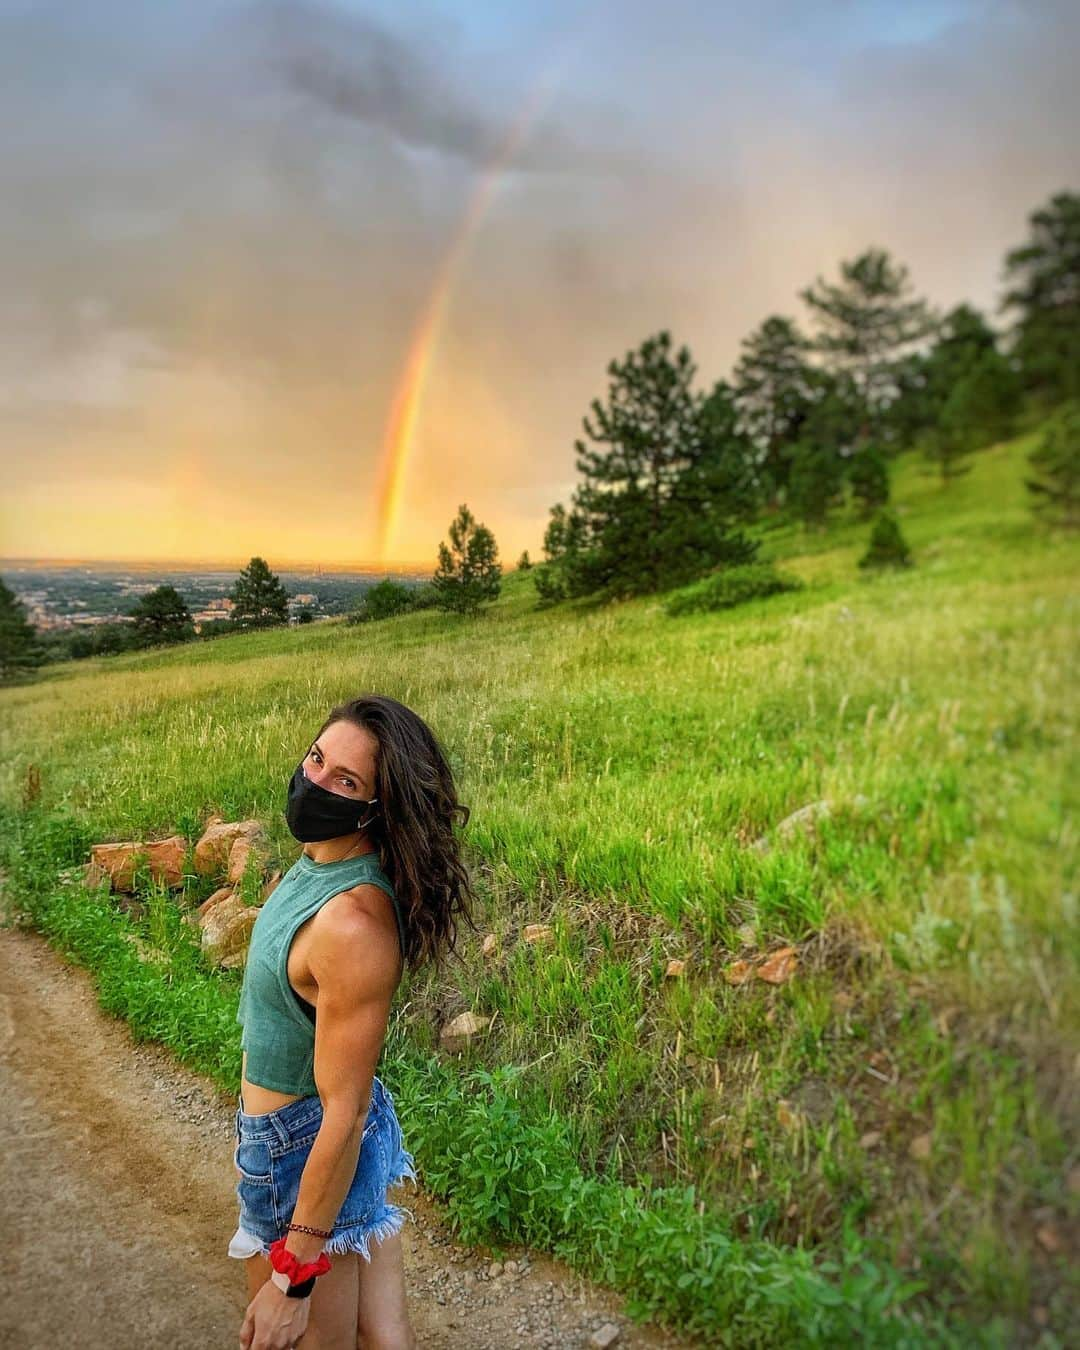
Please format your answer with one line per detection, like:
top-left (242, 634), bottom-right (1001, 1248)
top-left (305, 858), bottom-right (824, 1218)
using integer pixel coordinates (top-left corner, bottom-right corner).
top-left (1, 922), bottom-right (700, 1349)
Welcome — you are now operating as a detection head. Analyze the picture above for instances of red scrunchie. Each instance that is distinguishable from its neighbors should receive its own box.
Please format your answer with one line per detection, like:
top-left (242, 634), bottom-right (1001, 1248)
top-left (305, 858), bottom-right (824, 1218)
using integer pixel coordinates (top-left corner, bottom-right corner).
top-left (268, 1235), bottom-right (332, 1285)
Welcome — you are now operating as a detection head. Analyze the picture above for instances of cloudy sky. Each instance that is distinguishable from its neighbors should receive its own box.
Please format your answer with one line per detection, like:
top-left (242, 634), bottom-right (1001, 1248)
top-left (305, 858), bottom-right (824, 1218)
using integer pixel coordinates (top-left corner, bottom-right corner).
top-left (1, 0), bottom-right (1077, 566)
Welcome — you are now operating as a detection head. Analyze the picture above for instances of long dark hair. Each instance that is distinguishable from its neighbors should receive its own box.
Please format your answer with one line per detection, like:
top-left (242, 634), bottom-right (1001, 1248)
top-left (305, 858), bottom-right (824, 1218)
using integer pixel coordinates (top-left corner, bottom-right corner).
top-left (314, 693), bottom-right (478, 972)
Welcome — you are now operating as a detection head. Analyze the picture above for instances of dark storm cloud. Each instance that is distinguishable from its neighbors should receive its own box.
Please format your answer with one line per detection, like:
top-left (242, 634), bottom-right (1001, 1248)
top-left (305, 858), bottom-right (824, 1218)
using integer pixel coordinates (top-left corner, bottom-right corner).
top-left (253, 0), bottom-right (494, 163)
top-left (1, 0), bottom-right (1079, 559)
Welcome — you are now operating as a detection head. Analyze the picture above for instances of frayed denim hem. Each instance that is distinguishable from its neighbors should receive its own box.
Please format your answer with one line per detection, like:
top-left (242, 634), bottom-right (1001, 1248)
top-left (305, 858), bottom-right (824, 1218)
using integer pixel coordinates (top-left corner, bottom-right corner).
top-left (324, 1202), bottom-right (411, 1263)
top-left (389, 1147), bottom-right (420, 1191)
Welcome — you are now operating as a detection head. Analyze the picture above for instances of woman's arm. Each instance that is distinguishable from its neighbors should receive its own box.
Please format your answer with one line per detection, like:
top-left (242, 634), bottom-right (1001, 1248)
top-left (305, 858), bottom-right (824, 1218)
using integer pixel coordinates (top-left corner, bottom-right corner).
top-left (284, 896), bottom-right (399, 1267)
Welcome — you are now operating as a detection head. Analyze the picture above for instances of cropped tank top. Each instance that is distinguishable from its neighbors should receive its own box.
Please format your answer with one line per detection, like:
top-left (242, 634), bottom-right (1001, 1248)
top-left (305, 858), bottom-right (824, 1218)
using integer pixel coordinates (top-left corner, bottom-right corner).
top-left (236, 849), bottom-right (406, 1097)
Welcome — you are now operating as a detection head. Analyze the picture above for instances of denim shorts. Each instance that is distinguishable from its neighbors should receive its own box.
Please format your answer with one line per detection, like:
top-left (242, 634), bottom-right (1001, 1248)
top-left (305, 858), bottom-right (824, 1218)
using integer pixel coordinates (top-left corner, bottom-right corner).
top-left (227, 1075), bottom-right (418, 1264)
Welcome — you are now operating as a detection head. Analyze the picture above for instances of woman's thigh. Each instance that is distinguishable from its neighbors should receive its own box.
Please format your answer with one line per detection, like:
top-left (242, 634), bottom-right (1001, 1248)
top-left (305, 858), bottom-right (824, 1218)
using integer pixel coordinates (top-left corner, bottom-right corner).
top-left (244, 1251), bottom-right (360, 1349)
top-left (355, 1229), bottom-right (412, 1349)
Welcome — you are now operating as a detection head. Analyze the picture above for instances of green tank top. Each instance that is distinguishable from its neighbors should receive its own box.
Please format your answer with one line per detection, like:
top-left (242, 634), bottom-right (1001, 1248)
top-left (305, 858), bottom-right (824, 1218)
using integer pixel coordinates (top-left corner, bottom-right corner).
top-left (236, 849), bottom-right (406, 1097)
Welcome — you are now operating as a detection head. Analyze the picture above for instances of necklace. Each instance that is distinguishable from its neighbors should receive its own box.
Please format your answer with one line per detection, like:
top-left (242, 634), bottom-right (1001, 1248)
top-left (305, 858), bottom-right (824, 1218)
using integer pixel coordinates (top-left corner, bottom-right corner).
top-left (329, 836), bottom-right (371, 864)
top-left (303, 836), bottom-right (370, 865)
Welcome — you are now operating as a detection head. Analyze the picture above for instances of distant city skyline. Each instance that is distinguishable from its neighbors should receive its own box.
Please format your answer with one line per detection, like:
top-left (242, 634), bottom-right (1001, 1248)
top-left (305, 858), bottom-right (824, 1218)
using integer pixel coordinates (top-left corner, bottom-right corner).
top-left (2, 1), bottom-right (1078, 566)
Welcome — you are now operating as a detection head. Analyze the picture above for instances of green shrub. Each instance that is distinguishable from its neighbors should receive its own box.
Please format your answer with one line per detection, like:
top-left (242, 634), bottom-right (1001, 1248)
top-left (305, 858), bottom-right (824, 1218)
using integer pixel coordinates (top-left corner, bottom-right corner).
top-left (664, 563), bottom-right (803, 616)
top-left (858, 510), bottom-right (914, 570)
top-left (348, 578), bottom-right (415, 624)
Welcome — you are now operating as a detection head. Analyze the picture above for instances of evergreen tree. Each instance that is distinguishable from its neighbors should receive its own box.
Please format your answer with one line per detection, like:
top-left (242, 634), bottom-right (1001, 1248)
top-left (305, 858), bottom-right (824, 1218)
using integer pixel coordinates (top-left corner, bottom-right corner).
top-left (785, 373), bottom-right (861, 527)
top-left (432, 504), bottom-right (501, 614)
top-left (925, 305), bottom-right (1001, 403)
top-left (127, 584), bottom-right (195, 647)
top-left (1026, 403), bottom-right (1080, 529)
top-left (228, 557), bottom-right (290, 629)
top-left (562, 332), bottom-right (756, 600)
top-left (516, 550), bottom-right (532, 570)
top-left (848, 444), bottom-right (891, 517)
top-left (732, 315), bottom-right (814, 507)
top-left (890, 304), bottom-right (1018, 450)
top-left (941, 347), bottom-right (1020, 448)
top-left (0, 578), bottom-right (46, 682)
top-left (533, 502), bottom-right (586, 605)
top-left (884, 350), bottom-right (934, 448)
top-left (924, 381), bottom-right (977, 485)
top-left (801, 247), bottom-right (938, 439)
top-left (788, 438), bottom-right (846, 528)
top-left (541, 502), bottom-right (587, 562)
top-left (859, 510), bottom-right (913, 569)
top-left (1001, 190), bottom-right (1080, 404)
top-left (675, 379), bottom-right (761, 525)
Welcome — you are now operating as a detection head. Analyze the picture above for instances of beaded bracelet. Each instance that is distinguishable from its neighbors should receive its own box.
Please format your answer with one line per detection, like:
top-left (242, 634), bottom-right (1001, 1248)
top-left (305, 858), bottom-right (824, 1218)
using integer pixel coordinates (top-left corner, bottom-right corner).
top-left (287, 1222), bottom-right (334, 1239)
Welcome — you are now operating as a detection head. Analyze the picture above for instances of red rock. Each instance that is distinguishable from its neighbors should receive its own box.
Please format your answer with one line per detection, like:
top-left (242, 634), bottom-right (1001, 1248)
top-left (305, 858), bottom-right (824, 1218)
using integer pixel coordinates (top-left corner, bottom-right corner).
top-left (755, 946), bottom-right (799, 985)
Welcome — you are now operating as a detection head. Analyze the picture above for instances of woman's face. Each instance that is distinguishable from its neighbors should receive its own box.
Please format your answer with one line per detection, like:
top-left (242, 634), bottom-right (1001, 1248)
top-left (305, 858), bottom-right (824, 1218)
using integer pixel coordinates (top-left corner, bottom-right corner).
top-left (303, 721), bottom-right (379, 801)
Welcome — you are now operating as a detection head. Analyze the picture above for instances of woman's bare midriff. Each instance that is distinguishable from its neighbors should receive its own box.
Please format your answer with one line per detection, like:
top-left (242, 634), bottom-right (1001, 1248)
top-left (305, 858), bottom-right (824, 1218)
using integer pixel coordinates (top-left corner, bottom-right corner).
top-left (240, 1049), bottom-right (308, 1114)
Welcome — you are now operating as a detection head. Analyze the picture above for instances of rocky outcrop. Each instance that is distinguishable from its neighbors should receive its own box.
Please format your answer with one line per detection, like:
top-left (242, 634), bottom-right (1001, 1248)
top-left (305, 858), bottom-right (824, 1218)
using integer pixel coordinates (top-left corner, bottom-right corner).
top-left (193, 819), bottom-right (266, 878)
top-left (198, 891), bottom-right (258, 968)
top-left (89, 837), bottom-right (187, 892)
top-left (87, 813), bottom-right (278, 972)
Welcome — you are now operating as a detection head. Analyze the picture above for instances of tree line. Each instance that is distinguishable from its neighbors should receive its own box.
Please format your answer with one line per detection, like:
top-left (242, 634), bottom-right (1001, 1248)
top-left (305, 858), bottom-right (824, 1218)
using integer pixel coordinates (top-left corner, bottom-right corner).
top-left (530, 188), bottom-right (1079, 605)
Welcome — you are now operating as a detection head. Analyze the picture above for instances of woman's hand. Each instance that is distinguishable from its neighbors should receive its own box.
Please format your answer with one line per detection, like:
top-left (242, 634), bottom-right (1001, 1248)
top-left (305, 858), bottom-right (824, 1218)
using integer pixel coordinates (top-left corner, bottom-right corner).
top-left (239, 1280), bottom-right (311, 1350)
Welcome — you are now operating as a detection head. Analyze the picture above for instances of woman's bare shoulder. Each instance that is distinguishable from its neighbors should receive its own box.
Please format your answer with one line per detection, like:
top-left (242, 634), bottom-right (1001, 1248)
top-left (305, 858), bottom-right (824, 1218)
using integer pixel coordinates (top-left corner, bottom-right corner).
top-left (310, 885), bottom-right (401, 980)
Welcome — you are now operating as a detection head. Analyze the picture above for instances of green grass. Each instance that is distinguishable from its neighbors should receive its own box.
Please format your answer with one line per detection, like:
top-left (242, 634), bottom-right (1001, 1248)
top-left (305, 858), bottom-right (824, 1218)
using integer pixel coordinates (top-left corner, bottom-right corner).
top-left (1, 430), bottom-right (1077, 1346)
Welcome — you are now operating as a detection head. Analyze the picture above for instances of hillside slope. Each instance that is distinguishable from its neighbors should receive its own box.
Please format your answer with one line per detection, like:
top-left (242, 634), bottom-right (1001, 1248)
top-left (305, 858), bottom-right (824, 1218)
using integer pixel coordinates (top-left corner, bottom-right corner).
top-left (2, 429), bottom-right (1076, 1345)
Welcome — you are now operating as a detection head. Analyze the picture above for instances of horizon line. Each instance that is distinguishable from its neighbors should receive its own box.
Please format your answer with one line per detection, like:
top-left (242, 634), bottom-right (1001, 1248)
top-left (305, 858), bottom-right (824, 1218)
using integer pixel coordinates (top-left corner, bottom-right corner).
top-left (0, 555), bottom-right (436, 571)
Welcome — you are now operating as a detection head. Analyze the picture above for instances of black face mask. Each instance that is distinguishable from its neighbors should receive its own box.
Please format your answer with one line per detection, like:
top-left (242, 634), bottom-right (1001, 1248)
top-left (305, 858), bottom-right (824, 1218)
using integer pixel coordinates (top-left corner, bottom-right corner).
top-left (284, 761), bottom-right (379, 843)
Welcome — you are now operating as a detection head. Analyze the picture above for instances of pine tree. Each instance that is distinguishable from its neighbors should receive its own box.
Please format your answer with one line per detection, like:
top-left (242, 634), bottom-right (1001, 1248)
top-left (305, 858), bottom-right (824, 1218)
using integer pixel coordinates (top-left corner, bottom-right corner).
top-left (229, 557), bottom-right (290, 629)
top-left (788, 438), bottom-right (846, 528)
top-left (945, 348), bottom-right (1020, 447)
top-left (564, 332), bottom-right (757, 599)
top-left (732, 316), bottom-right (814, 508)
top-left (785, 373), bottom-right (860, 527)
top-left (516, 550), bottom-right (532, 571)
top-left (801, 248), bottom-right (938, 439)
top-left (1001, 191), bottom-right (1080, 404)
top-left (848, 444), bottom-right (891, 517)
top-left (858, 510), bottom-right (913, 569)
top-left (926, 305), bottom-right (1001, 402)
top-left (890, 305), bottom-right (1018, 452)
top-left (533, 502), bottom-right (587, 606)
top-left (1026, 403), bottom-right (1080, 529)
top-left (127, 584), bottom-right (195, 647)
top-left (0, 578), bottom-right (46, 682)
top-left (924, 416), bottom-right (974, 486)
top-left (432, 504), bottom-right (502, 614)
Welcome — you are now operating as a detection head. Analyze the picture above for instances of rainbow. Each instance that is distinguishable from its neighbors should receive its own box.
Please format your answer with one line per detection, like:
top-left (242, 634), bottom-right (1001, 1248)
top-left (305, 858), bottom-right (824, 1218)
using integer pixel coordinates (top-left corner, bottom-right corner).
top-left (372, 74), bottom-right (565, 563)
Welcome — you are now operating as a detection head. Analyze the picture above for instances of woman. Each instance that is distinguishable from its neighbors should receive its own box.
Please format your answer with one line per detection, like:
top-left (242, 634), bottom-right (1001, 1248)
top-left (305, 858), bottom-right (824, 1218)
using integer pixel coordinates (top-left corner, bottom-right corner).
top-left (230, 693), bottom-right (476, 1350)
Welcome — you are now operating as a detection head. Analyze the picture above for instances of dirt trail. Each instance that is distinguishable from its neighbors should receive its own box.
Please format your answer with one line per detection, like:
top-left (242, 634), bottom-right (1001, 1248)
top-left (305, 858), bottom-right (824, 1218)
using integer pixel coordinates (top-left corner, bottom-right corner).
top-left (1, 923), bottom-right (698, 1350)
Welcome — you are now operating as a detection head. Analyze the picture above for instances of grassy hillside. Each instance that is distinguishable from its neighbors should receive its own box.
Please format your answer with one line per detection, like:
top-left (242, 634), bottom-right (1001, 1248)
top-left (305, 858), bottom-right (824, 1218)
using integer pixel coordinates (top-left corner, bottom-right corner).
top-left (1, 429), bottom-right (1076, 1346)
